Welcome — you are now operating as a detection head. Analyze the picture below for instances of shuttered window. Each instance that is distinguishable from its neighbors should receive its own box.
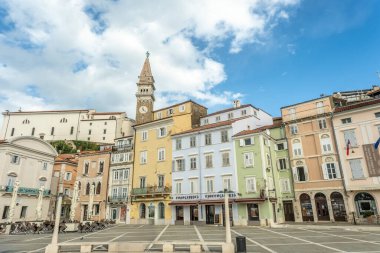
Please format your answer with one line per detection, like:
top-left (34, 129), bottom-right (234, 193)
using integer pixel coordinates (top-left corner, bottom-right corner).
top-left (280, 178), bottom-right (290, 193)
top-left (245, 177), bottom-right (256, 193)
top-left (349, 159), bottom-right (364, 179)
top-left (343, 130), bottom-right (358, 147)
top-left (243, 152), bottom-right (254, 167)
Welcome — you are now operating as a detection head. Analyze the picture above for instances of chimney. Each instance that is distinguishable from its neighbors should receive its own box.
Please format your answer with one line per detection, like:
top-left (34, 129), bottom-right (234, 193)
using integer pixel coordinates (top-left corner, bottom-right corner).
top-left (233, 100), bottom-right (241, 108)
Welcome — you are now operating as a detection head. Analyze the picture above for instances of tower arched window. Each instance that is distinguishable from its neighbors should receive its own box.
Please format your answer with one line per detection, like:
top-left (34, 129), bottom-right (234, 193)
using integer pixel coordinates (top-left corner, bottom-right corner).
top-left (96, 182), bottom-right (101, 194)
top-left (60, 118), bottom-right (68, 123)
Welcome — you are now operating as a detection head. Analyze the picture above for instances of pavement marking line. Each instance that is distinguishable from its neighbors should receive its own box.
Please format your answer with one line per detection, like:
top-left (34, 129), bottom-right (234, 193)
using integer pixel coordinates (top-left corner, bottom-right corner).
top-left (258, 227), bottom-right (345, 252)
top-left (194, 225), bottom-right (210, 252)
top-left (27, 224), bottom-right (122, 253)
top-left (298, 228), bottom-right (380, 246)
top-left (232, 229), bottom-right (278, 253)
top-left (26, 235), bottom-right (52, 242)
top-left (146, 224), bottom-right (169, 251)
top-left (107, 232), bottom-right (131, 243)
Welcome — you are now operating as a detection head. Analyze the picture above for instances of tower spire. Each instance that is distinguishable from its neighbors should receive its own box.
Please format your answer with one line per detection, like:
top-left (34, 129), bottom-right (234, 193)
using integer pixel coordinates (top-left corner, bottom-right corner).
top-left (139, 52), bottom-right (154, 84)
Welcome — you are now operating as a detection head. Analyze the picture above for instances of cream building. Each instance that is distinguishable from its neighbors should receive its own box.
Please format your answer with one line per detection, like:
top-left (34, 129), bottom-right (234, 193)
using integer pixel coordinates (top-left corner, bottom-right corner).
top-left (0, 136), bottom-right (57, 222)
top-left (1, 109), bottom-right (134, 143)
top-left (332, 98), bottom-right (380, 223)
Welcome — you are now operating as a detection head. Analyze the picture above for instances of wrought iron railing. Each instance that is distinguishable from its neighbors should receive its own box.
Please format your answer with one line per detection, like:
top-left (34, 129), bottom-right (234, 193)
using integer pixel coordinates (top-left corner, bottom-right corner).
top-left (131, 186), bottom-right (171, 195)
top-left (0, 185), bottom-right (51, 196)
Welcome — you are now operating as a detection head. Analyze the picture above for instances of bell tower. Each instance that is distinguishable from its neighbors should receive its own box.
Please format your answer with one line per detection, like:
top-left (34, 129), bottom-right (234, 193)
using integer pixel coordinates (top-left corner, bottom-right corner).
top-left (135, 52), bottom-right (155, 124)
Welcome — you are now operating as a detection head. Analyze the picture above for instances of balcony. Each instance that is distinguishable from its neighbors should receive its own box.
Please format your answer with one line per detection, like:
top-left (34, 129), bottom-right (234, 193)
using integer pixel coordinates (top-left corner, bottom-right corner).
top-left (131, 186), bottom-right (171, 197)
top-left (108, 196), bottom-right (128, 203)
top-left (0, 185), bottom-right (51, 196)
top-left (112, 144), bottom-right (133, 152)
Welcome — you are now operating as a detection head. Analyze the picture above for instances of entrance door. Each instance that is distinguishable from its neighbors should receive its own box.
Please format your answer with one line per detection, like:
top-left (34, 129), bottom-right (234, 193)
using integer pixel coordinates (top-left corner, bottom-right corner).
top-left (111, 208), bottom-right (118, 220)
top-left (283, 201), bottom-right (295, 221)
top-left (205, 205), bottom-right (215, 224)
top-left (300, 193), bottom-right (314, 221)
top-left (247, 204), bottom-right (259, 225)
top-left (83, 205), bottom-right (88, 221)
top-left (190, 205), bottom-right (198, 221)
top-left (120, 207), bottom-right (126, 222)
top-left (331, 192), bottom-right (346, 221)
top-left (315, 193), bottom-right (330, 221)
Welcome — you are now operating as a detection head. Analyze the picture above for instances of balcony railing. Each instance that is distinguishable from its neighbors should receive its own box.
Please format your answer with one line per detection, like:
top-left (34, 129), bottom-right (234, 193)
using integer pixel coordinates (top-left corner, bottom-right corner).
top-left (0, 185), bottom-right (51, 196)
top-left (108, 196), bottom-right (128, 202)
top-left (112, 144), bottom-right (133, 152)
top-left (131, 186), bottom-right (171, 196)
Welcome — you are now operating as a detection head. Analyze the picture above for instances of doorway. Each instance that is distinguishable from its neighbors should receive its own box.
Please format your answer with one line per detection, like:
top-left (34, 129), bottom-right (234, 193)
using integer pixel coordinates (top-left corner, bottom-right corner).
top-left (330, 192), bottom-right (346, 221)
top-left (190, 205), bottom-right (198, 221)
top-left (300, 193), bottom-right (314, 221)
top-left (283, 201), bottom-right (295, 221)
top-left (247, 204), bottom-right (259, 225)
top-left (83, 205), bottom-right (88, 221)
top-left (206, 205), bottom-right (215, 224)
top-left (111, 208), bottom-right (118, 220)
top-left (315, 193), bottom-right (330, 221)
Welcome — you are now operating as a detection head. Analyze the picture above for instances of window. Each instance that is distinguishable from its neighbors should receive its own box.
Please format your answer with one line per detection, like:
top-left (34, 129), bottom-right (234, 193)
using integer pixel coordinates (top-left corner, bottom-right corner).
top-left (243, 152), bottom-right (254, 167)
top-left (158, 127), bottom-right (166, 137)
top-left (222, 177), bottom-right (232, 191)
top-left (20, 206), bottom-right (27, 218)
top-left (96, 182), bottom-right (101, 194)
top-left (221, 130), bottom-right (229, 143)
top-left (31, 127), bottom-right (35, 136)
top-left (241, 109), bottom-right (247, 116)
top-left (89, 122), bottom-right (92, 126)
top-left (316, 101), bottom-right (324, 114)
top-left (158, 148), bottom-right (165, 161)
top-left (168, 108), bottom-right (174, 115)
top-left (280, 179), bottom-right (290, 193)
top-left (7, 175), bottom-right (16, 186)
top-left (290, 124), bottom-right (298, 135)
top-left (205, 133), bottom-right (212, 145)
top-left (266, 154), bottom-right (271, 167)
top-left (190, 136), bottom-right (196, 148)
top-left (179, 105), bottom-right (185, 112)
top-left (319, 119), bottom-right (327, 129)
top-left (240, 137), bottom-right (254, 146)
top-left (99, 161), bottom-right (104, 173)
top-left (60, 118), bottom-right (67, 123)
top-left (228, 112), bottom-right (234, 119)
top-left (84, 162), bottom-right (89, 174)
top-left (190, 179), bottom-right (198, 193)
top-left (93, 204), bottom-right (100, 215)
top-left (216, 116), bottom-right (221, 122)
top-left (324, 163), bottom-right (339, 179)
top-left (104, 122), bottom-right (107, 125)
top-left (205, 154), bottom-right (213, 168)
top-left (22, 119), bottom-right (30, 124)
top-left (276, 143), bottom-right (285, 150)
top-left (2, 206), bottom-right (10, 219)
top-left (88, 129), bottom-right (91, 135)
top-left (293, 142), bottom-right (302, 156)
top-left (103, 129), bottom-right (106, 134)
top-left (176, 139), bottom-right (182, 150)
top-left (64, 172), bottom-right (72, 181)
top-left (70, 126), bottom-right (74, 135)
top-left (158, 175), bottom-right (165, 187)
top-left (140, 177), bottom-right (146, 188)
top-left (375, 112), bottom-right (380, 118)
top-left (157, 112), bottom-right (162, 119)
top-left (10, 155), bottom-right (20, 164)
top-left (245, 177), bottom-right (256, 193)
top-left (175, 180), bottom-right (182, 194)
top-left (140, 151), bottom-right (147, 164)
top-left (190, 157), bottom-right (197, 170)
top-left (85, 183), bottom-right (90, 195)
top-left (278, 158), bottom-right (287, 170)
top-left (349, 159), bottom-right (365, 179)
top-left (206, 178), bottom-right (214, 193)
top-left (296, 167), bottom-right (306, 181)
top-left (175, 159), bottom-right (185, 171)
top-left (222, 152), bottom-right (230, 167)
top-left (113, 170), bottom-right (119, 180)
top-left (343, 130), bottom-right (358, 147)
top-left (142, 131), bottom-right (148, 141)
top-left (204, 119), bottom-right (209, 125)
top-left (140, 204), bottom-right (146, 218)
top-left (51, 127), bottom-right (55, 135)
top-left (64, 188), bottom-right (70, 196)
top-left (341, 118), bottom-right (352, 124)
top-left (321, 135), bottom-right (332, 153)
top-left (158, 202), bottom-right (165, 219)
top-left (11, 128), bottom-right (15, 136)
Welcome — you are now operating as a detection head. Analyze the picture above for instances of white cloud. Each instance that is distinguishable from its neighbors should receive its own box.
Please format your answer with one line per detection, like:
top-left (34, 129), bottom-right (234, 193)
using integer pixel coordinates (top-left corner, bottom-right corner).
top-left (0, 0), bottom-right (299, 128)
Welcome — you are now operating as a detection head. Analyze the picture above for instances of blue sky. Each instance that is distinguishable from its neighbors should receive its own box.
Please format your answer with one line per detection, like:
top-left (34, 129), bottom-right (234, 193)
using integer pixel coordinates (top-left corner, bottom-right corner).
top-left (0, 0), bottom-right (379, 123)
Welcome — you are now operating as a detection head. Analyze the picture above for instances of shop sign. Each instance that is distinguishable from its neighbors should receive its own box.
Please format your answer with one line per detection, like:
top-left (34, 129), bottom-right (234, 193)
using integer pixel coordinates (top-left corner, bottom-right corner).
top-left (363, 144), bottom-right (380, 177)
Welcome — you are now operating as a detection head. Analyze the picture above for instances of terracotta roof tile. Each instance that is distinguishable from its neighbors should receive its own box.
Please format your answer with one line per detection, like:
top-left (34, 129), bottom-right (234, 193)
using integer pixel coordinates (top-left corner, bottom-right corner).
top-left (233, 121), bottom-right (283, 137)
top-left (334, 98), bottom-right (380, 113)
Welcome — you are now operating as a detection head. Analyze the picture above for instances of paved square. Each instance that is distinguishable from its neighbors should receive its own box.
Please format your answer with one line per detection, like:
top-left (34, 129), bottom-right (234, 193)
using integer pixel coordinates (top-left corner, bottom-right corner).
top-left (1, 224), bottom-right (380, 252)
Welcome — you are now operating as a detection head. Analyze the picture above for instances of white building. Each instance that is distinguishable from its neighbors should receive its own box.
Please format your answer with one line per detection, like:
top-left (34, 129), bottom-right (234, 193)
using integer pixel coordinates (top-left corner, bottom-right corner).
top-left (0, 136), bottom-right (57, 222)
top-left (106, 136), bottom-right (134, 223)
top-left (170, 103), bottom-right (272, 225)
top-left (1, 109), bottom-right (135, 144)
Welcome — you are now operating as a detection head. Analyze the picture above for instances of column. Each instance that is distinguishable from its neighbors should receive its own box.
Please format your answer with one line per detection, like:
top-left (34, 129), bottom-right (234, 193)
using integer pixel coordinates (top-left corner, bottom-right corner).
top-left (154, 203), bottom-right (158, 225)
top-left (311, 197), bottom-right (318, 222)
top-left (326, 196), bottom-right (335, 222)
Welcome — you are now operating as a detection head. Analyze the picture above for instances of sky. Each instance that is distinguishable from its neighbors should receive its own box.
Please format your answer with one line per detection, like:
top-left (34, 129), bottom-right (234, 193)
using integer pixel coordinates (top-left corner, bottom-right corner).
top-left (0, 0), bottom-right (379, 127)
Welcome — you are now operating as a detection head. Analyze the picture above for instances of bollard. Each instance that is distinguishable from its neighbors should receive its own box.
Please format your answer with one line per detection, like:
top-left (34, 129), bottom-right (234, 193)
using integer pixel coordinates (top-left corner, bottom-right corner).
top-left (236, 236), bottom-right (246, 253)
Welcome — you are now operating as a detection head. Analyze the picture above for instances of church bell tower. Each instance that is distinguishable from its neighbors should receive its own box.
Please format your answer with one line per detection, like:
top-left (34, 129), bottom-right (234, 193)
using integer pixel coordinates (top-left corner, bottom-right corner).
top-left (135, 52), bottom-right (155, 124)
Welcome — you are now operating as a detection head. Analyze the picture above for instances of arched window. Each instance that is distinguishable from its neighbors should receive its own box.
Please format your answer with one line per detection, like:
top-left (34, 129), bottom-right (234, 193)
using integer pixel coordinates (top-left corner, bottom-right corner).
top-left (86, 183), bottom-right (90, 195)
top-left (96, 182), bottom-right (101, 194)
top-left (355, 192), bottom-right (378, 217)
top-left (22, 119), bottom-right (30, 124)
top-left (140, 203), bottom-right (146, 219)
top-left (7, 173), bottom-right (17, 186)
top-left (321, 134), bottom-right (329, 139)
top-left (293, 139), bottom-right (300, 144)
top-left (300, 193), bottom-right (314, 222)
top-left (60, 118), bottom-right (68, 123)
top-left (331, 192), bottom-right (347, 221)
top-left (78, 181), bottom-right (81, 190)
top-left (158, 202), bottom-right (165, 219)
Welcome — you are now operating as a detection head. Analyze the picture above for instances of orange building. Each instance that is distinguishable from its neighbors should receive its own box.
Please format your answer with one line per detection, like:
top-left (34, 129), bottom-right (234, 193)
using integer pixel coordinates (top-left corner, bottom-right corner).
top-left (281, 96), bottom-right (348, 222)
top-left (75, 151), bottom-right (111, 222)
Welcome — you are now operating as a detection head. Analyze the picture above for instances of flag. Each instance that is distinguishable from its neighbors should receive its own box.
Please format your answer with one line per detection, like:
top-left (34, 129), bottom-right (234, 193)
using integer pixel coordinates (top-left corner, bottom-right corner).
top-left (375, 137), bottom-right (380, 150)
top-left (346, 139), bottom-right (350, 156)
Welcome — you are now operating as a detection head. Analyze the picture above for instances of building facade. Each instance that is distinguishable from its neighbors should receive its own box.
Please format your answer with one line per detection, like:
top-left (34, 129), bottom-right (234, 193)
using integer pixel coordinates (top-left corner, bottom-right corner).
top-left (1, 109), bottom-right (134, 143)
top-left (332, 98), bottom-right (380, 223)
top-left (0, 136), bottom-right (57, 222)
top-left (170, 104), bottom-right (273, 225)
top-left (233, 119), bottom-right (294, 226)
top-left (281, 96), bottom-right (348, 222)
top-left (75, 151), bottom-right (111, 222)
top-left (106, 136), bottom-right (134, 223)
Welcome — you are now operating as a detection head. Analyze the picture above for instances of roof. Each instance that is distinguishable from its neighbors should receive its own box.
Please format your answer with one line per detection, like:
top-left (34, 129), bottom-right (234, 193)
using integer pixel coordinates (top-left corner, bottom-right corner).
top-left (281, 95), bottom-right (331, 109)
top-left (2, 109), bottom-right (90, 115)
top-left (153, 99), bottom-right (207, 112)
top-left (233, 121), bottom-right (283, 138)
top-left (0, 140), bottom-right (7, 144)
top-left (172, 116), bottom-right (252, 136)
top-left (201, 104), bottom-right (253, 118)
top-left (92, 112), bottom-right (124, 115)
top-left (114, 135), bottom-right (134, 140)
top-left (139, 56), bottom-right (153, 82)
top-left (334, 98), bottom-right (380, 113)
top-left (55, 154), bottom-right (78, 164)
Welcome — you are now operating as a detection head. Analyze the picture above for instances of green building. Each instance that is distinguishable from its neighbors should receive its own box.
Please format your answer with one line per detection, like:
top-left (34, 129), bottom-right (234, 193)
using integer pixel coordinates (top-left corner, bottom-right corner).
top-left (233, 118), bottom-right (295, 226)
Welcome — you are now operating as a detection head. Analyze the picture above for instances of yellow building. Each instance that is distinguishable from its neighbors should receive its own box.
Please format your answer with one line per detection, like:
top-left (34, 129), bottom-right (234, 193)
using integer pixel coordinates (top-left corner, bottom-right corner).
top-left (130, 55), bottom-right (207, 224)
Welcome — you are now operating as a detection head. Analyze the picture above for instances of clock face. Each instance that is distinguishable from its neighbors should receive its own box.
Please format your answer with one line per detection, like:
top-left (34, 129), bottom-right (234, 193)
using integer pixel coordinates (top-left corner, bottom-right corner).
top-left (139, 106), bottom-right (148, 114)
